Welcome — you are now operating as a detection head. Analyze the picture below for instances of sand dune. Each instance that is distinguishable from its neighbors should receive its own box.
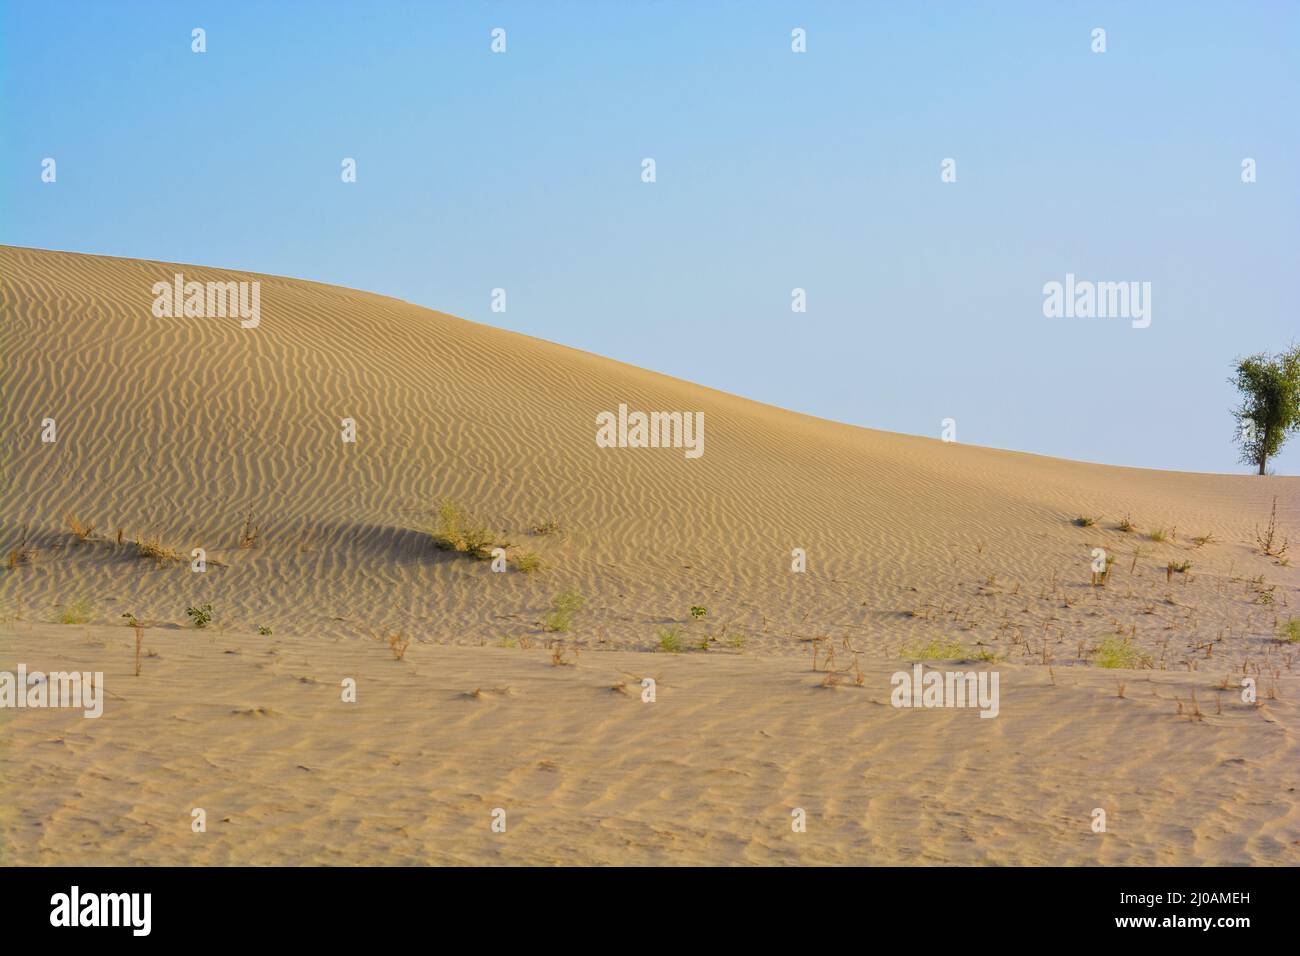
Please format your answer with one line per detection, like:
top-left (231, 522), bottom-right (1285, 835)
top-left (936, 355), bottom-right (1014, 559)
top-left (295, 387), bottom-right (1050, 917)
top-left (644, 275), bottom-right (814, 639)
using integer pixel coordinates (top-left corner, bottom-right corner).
top-left (2, 245), bottom-right (1297, 865)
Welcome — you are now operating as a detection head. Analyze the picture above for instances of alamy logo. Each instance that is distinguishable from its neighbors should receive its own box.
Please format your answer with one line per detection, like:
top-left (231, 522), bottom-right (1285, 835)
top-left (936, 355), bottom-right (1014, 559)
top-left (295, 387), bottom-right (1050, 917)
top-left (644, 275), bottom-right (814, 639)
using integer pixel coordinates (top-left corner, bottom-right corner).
top-left (50, 886), bottom-right (151, 936)
top-left (595, 403), bottom-right (704, 459)
top-left (0, 666), bottom-right (103, 718)
top-left (1042, 273), bottom-right (1151, 329)
top-left (890, 664), bottom-right (1000, 718)
top-left (152, 272), bottom-right (261, 328)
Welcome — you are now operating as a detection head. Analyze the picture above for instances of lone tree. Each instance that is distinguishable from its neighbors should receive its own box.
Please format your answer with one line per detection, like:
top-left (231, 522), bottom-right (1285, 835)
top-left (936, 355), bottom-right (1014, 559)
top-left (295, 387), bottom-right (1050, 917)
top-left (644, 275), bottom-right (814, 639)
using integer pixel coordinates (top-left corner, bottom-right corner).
top-left (1231, 344), bottom-right (1300, 475)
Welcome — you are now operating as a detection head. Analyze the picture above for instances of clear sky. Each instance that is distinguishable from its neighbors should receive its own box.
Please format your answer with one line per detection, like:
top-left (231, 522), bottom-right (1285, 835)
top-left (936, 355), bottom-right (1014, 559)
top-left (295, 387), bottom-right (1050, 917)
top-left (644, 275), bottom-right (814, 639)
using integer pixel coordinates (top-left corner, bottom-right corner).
top-left (3, 1), bottom-right (1296, 474)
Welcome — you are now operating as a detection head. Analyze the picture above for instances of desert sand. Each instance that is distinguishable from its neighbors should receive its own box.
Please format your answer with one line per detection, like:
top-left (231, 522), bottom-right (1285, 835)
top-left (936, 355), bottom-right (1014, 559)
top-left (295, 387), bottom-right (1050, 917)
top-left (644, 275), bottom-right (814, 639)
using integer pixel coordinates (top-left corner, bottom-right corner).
top-left (2, 245), bottom-right (1297, 865)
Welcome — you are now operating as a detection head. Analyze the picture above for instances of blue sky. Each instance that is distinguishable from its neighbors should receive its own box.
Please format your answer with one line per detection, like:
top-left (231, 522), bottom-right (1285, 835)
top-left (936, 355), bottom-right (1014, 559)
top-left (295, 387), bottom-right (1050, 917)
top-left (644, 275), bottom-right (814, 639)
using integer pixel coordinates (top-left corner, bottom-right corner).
top-left (3, 1), bottom-right (1297, 474)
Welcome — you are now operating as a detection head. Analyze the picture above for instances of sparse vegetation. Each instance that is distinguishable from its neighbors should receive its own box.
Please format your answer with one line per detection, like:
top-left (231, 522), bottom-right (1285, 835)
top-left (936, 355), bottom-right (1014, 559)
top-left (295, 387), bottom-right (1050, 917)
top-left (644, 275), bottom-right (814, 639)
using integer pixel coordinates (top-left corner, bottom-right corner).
top-left (530, 519), bottom-right (561, 536)
top-left (123, 613), bottom-right (145, 676)
top-left (512, 551), bottom-right (543, 573)
top-left (185, 603), bottom-right (214, 628)
top-left (657, 627), bottom-right (685, 653)
top-left (64, 512), bottom-right (96, 541)
top-left (134, 534), bottom-right (184, 563)
top-left (1255, 496), bottom-right (1289, 559)
top-left (1092, 553), bottom-right (1117, 586)
top-left (1117, 514), bottom-right (1136, 533)
top-left (257, 625), bottom-right (273, 636)
top-left (1073, 515), bottom-right (1097, 528)
top-left (689, 605), bottom-right (707, 621)
top-left (1168, 560), bottom-right (1193, 574)
top-left (237, 505), bottom-right (260, 549)
top-left (1280, 617), bottom-right (1299, 643)
top-left (900, 637), bottom-right (966, 661)
top-left (59, 598), bottom-right (92, 625)
top-left (380, 630), bottom-right (411, 661)
top-left (1147, 528), bottom-right (1168, 543)
top-left (1092, 635), bottom-right (1148, 669)
top-left (7, 525), bottom-right (34, 567)
top-left (430, 497), bottom-right (498, 558)
top-left (543, 588), bottom-right (584, 633)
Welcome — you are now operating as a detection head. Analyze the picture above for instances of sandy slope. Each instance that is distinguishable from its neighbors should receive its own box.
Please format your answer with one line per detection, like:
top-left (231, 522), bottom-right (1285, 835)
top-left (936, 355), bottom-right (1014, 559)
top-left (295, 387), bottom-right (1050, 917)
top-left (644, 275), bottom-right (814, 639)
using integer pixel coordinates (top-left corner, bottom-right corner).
top-left (1, 245), bottom-right (1298, 865)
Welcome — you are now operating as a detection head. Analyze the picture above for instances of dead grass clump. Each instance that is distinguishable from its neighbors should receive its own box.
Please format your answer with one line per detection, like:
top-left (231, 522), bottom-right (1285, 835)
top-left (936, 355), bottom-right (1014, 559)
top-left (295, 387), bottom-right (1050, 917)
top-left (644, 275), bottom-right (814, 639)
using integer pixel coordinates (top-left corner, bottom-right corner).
top-left (383, 630), bottom-right (411, 661)
top-left (64, 512), bottom-right (96, 541)
top-left (238, 505), bottom-right (260, 549)
top-left (1256, 496), bottom-right (1289, 558)
top-left (549, 641), bottom-right (577, 666)
top-left (134, 534), bottom-right (184, 563)
top-left (6, 525), bottom-right (35, 568)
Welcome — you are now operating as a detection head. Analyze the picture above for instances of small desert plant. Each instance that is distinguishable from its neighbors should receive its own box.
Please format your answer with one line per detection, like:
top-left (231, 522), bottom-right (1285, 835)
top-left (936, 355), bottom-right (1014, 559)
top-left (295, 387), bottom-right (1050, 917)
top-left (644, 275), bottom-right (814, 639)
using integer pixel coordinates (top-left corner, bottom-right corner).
top-left (186, 603), bottom-right (214, 628)
top-left (900, 637), bottom-right (965, 661)
top-left (1192, 532), bottom-right (1216, 548)
top-left (1073, 515), bottom-right (1097, 528)
top-left (657, 627), bottom-right (684, 653)
top-left (1280, 617), bottom-right (1299, 643)
top-left (59, 598), bottom-right (93, 625)
top-left (727, 632), bottom-right (745, 649)
top-left (512, 552), bottom-right (543, 573)
top-left (431, 497), bottom-right (496, 557)
top-left (973, 646), bottom-right (1001, 663)
top-left (257, 625), bottom-right (273, 636)
top-left (1117, 514), bottom-right (1136, 533)
top-left (689, 605), bottom-right (707, 621)
top-left (530, 518), bottom-right (561, 536)
top-left (549, 641), bottom-right (576, 666)
top-left (1147, 528), bottom-right (1168, 543)
top-left (1092, 635), bottom-right (1146, 669)
top-left (461, 525), bottom-right (495, 559)
top-left (1168, 560), bottom-right (1192, 574)
top-left (543, 588), bottom-right (584, 633)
